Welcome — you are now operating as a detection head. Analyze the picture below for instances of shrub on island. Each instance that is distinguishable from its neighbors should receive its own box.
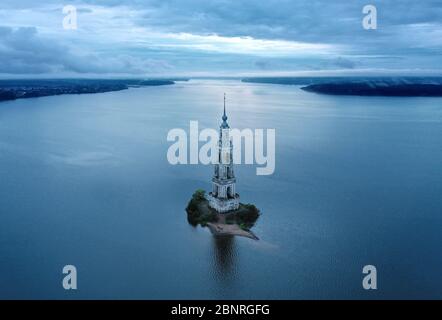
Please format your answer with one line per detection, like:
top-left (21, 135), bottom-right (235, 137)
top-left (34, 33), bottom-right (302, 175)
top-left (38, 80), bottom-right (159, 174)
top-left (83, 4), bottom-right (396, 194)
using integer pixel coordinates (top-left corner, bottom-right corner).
top-left (225, 203), bottom-right (260, 230)
top-left (186, 190), bottom-right (217, 226)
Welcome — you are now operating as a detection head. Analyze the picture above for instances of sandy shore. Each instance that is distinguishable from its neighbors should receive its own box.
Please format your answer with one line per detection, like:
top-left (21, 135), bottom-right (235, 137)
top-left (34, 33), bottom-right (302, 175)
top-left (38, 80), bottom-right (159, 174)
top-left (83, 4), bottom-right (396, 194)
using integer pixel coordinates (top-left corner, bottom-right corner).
top-left (207, 222), bottom-right (259, 240)
top-left (191, 200), bottom-right (259, 240)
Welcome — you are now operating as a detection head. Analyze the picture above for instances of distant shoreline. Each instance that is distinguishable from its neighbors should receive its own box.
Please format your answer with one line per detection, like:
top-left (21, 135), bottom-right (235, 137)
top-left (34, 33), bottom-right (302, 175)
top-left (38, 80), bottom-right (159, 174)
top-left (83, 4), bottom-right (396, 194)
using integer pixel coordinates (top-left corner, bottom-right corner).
top-left (301, 82), bottom-right (442, 97)
top-left (0, 79), bottom-right (186, 102)
top-left (242, 77), bottom-right (442, 97)
top-left (5, 78), bottom-right (442, 100)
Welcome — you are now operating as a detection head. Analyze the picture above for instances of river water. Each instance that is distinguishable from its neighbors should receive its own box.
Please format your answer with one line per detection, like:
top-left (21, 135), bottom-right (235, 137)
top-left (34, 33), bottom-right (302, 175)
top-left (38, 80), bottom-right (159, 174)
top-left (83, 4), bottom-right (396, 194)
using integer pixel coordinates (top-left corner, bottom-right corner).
top-left (0, 79), bottom-right (441, 299)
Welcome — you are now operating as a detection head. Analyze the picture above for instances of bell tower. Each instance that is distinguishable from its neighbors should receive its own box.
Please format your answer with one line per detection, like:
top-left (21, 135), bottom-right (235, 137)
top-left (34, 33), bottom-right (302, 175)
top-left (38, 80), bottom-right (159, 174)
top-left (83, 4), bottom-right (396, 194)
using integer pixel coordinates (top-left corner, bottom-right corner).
top-left (207, 94), bottom-right (240, 213)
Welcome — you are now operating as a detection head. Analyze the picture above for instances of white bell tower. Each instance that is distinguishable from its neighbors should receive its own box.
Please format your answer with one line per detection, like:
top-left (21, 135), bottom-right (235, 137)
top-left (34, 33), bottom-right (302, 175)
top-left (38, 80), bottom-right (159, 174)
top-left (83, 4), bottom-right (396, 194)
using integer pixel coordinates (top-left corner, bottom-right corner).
top-left (207, 94), bottom-right (240, 213)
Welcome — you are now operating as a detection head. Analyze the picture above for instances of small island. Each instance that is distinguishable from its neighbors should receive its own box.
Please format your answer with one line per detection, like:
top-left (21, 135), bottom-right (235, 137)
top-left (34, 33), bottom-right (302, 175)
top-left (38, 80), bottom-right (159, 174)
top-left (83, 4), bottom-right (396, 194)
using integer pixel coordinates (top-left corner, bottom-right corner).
top-left (186, 189), bottom-right (260, 240)
top-left (185, 94), bottom-right (260, 240)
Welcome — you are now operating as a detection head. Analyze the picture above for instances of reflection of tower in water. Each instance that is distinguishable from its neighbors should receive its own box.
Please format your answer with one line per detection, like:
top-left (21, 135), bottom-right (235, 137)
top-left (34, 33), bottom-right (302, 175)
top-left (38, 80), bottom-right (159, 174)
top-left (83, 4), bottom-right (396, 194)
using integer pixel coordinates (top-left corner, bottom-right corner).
top-left (211, 236), bottom-right (237, 286)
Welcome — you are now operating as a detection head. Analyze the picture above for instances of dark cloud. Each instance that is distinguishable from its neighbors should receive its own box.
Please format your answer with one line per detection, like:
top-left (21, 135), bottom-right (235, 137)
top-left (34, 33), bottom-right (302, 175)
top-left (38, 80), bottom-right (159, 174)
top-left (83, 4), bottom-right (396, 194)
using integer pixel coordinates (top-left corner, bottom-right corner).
top-left (0, 26), bottom-right (67, 73)
top-left (332, 57), bottom-right (356, 69)
top-left (255, 60), bottom-right (272, 70)
top-left (1, 0), bottom-right (442, 75)
top-left (0, 26), bottom-right (171, 75)
top-left (82, 0), bottom-right (442, 46)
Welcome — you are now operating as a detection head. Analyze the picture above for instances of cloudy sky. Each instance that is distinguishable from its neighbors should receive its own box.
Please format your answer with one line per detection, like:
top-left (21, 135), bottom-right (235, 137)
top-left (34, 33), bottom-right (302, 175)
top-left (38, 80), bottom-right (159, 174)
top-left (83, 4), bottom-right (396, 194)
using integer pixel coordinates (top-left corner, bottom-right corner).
top-left (1, 0), bottom-right (442, 77)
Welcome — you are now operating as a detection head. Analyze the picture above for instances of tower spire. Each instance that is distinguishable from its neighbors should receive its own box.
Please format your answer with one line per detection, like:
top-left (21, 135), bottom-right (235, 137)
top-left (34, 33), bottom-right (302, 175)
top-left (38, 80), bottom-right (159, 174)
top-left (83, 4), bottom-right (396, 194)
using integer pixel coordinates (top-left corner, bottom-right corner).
top-left (221, 93), bottom-right (228, 128)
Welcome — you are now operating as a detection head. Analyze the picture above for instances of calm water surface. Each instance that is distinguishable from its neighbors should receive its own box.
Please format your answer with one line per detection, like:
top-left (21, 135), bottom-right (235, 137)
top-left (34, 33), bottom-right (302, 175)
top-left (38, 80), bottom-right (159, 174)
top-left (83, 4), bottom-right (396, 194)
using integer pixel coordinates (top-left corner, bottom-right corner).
top-left (0, 80), bottom-right (441, 299)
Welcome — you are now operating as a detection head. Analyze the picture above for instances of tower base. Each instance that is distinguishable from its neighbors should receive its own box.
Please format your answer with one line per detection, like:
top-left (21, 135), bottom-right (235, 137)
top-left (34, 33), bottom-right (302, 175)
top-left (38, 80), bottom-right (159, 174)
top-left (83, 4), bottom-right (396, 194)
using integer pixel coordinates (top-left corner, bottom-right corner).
top-left (206, 192), bottom-right (240, 213)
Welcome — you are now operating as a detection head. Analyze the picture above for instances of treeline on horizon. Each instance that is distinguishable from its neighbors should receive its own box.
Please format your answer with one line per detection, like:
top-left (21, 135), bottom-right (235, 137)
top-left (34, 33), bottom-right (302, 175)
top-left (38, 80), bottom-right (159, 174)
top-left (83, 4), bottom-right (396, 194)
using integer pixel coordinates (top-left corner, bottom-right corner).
top-left (2, 76), bottom-right (442, 101)
top-left (242, 76), bottom-right (442, 96)
top-left (0, 78), bottom-right (188, 102)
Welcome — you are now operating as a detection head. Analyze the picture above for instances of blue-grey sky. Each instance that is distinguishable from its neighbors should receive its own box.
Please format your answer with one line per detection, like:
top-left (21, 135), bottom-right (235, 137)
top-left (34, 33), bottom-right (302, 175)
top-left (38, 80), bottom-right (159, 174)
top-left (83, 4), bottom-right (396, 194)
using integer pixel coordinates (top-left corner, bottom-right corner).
top-left (1, 0), bottom-right (442, 77)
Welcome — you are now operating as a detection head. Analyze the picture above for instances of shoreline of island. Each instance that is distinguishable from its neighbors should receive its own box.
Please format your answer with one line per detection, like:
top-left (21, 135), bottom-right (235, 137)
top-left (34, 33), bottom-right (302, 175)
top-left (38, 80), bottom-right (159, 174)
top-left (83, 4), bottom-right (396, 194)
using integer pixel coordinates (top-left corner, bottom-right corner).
top-left (186, 190), bottom-right (261, 241)
top-left (207, 221), bottom-right (259, 240)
